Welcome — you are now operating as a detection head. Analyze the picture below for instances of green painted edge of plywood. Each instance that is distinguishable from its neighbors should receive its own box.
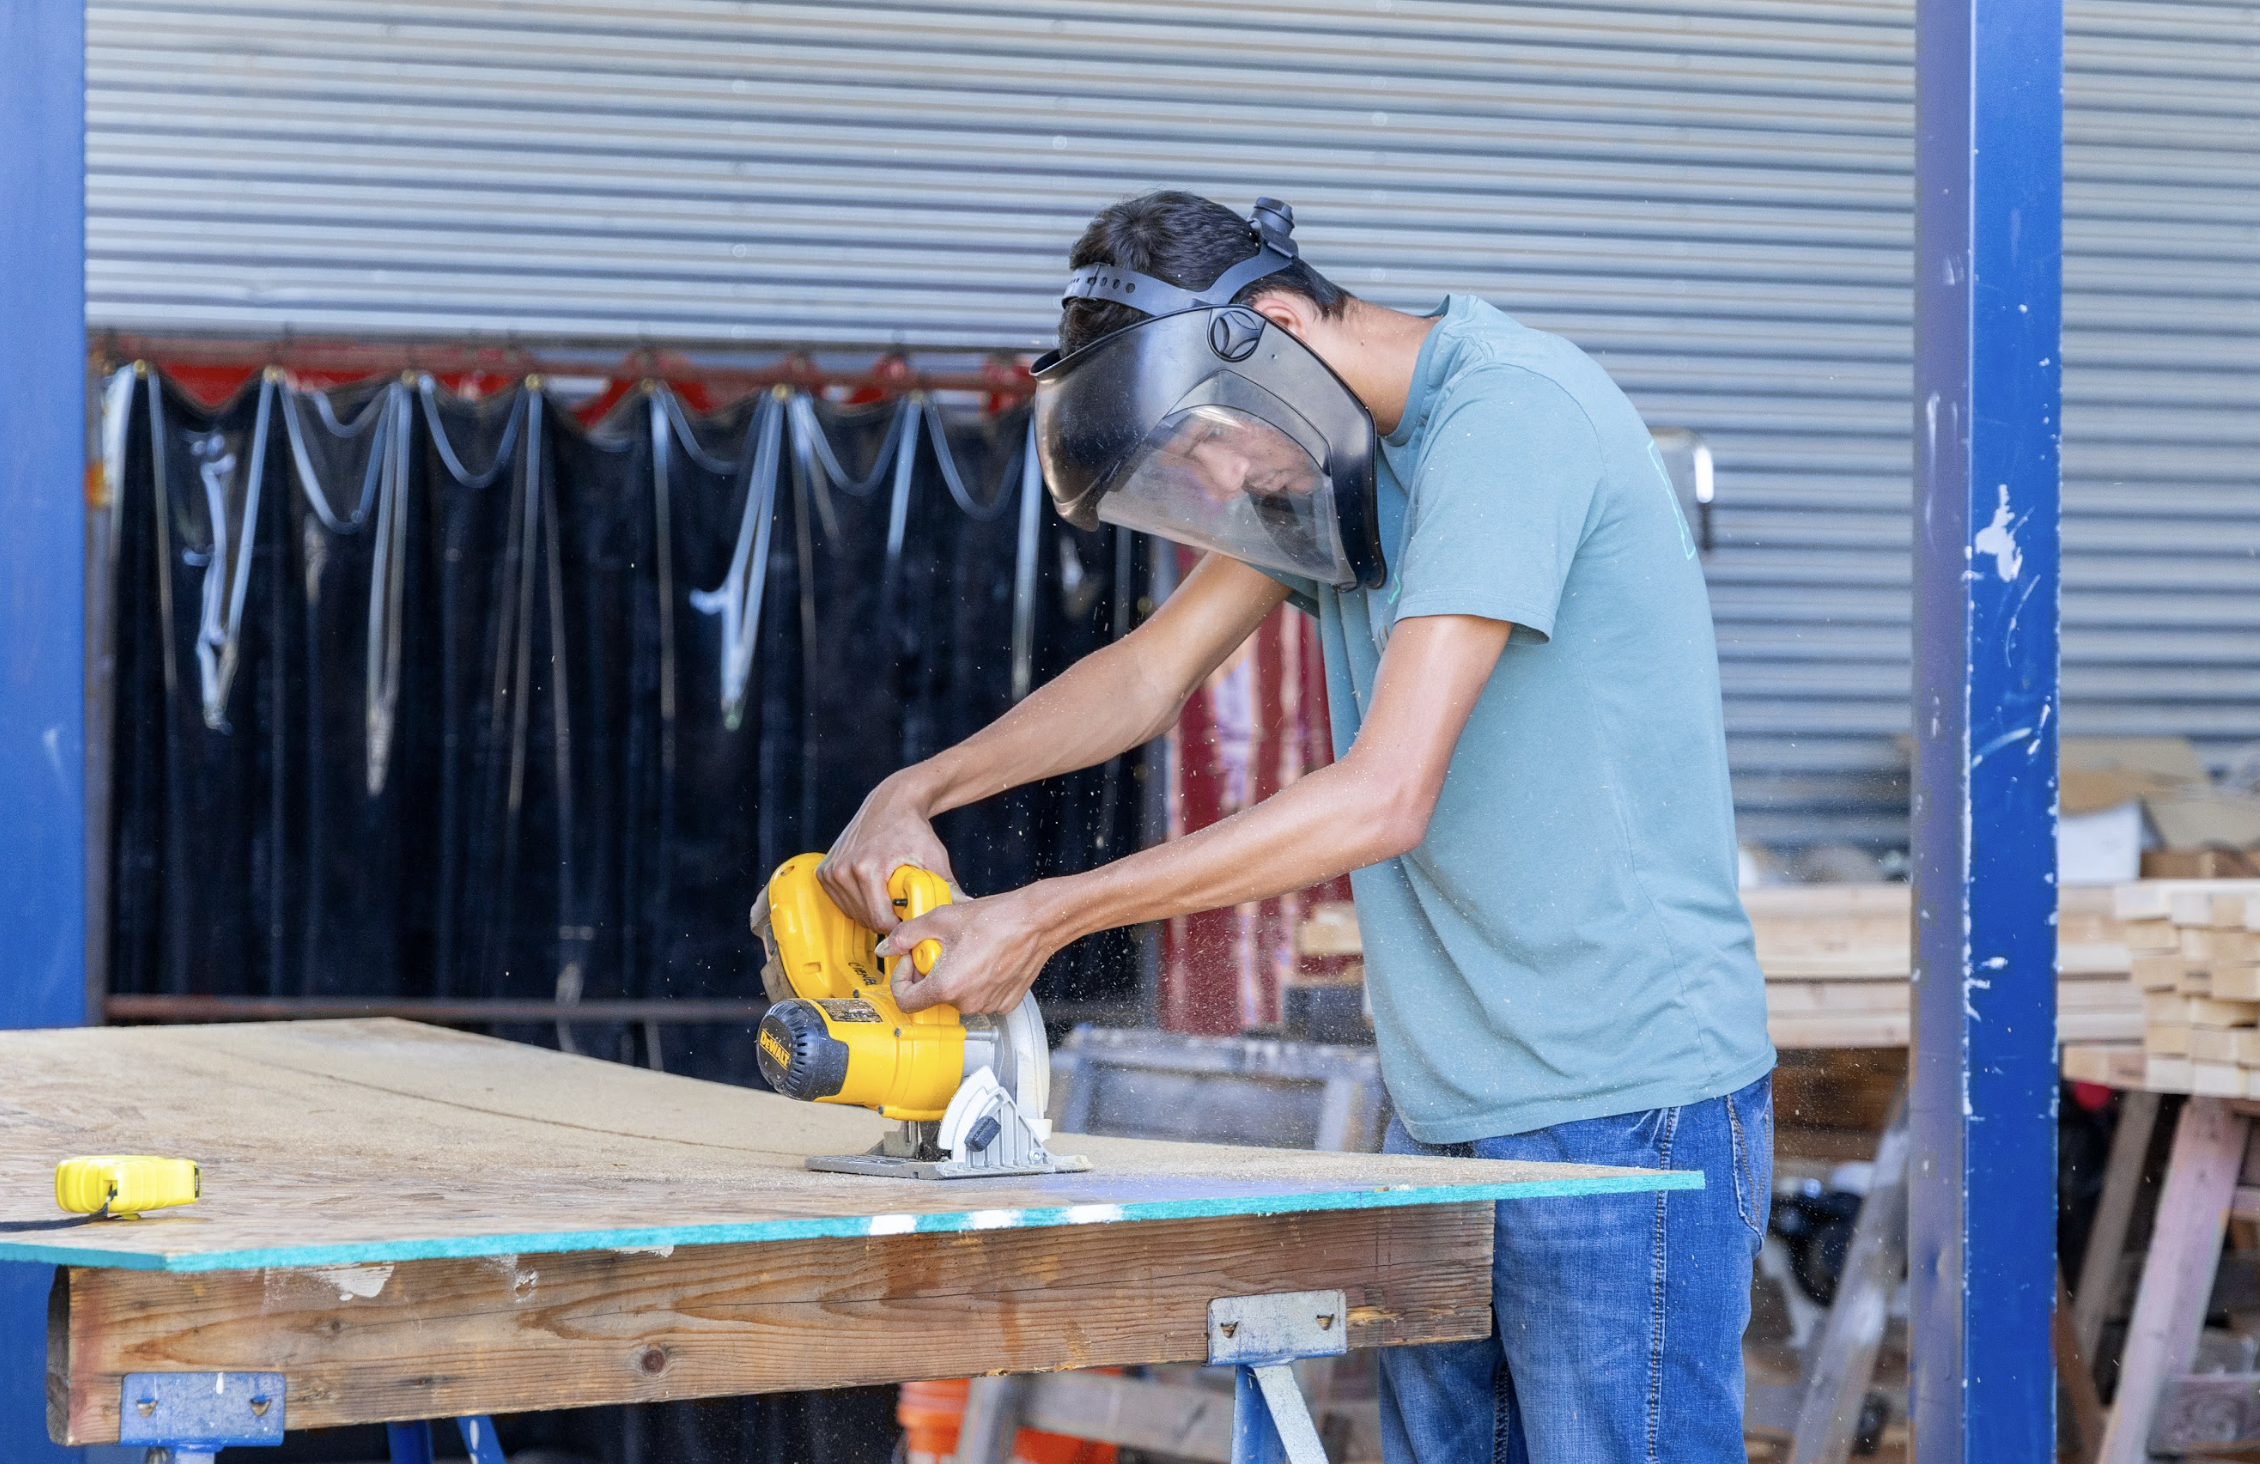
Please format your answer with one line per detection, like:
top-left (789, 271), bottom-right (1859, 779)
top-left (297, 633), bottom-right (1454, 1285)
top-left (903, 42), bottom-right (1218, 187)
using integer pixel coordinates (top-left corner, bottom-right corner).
top-left (0, 1168), bottom-right (1702, 1273)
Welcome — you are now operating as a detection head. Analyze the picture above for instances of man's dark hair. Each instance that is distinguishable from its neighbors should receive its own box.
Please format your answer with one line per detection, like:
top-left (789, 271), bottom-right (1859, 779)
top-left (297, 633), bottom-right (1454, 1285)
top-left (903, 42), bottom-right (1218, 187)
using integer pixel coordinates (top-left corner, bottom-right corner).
top-left (1057, 191), bottom-right (1353, 357)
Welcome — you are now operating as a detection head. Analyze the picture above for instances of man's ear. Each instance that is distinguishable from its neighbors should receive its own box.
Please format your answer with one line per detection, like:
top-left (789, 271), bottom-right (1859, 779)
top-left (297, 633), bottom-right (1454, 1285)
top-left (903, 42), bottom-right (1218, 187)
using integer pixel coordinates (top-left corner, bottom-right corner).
top-left (1248, 293), bottom-right (1311, 340)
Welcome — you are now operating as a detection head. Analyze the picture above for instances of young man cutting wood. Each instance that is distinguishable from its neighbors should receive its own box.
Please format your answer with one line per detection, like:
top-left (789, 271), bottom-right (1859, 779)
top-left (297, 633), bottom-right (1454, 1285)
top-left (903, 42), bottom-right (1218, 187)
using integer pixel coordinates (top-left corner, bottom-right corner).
top-left (819, 192), bottom-right (1776, 1462)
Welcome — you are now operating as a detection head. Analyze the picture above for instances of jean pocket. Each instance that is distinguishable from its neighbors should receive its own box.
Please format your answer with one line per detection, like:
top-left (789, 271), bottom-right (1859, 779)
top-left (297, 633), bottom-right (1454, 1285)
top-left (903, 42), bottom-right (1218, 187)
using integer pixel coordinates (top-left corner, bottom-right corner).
top-left (1726, 1077), bottom-right (1774, 1241)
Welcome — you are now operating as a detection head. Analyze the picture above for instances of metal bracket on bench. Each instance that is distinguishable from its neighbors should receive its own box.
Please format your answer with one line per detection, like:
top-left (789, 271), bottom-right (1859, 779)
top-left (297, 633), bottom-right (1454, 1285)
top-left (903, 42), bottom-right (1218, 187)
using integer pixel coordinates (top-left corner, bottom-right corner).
top-left (1209, 1290), bottom-right (1347, 1464)
top-left (118, 1371), bottom-right (285, 1463)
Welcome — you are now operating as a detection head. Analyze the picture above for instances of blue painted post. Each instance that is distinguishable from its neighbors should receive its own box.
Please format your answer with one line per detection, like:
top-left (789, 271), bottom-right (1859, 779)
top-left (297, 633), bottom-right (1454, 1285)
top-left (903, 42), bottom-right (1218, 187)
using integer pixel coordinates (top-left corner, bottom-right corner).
top-left (1908, 0), bottom-right (2063, 1451)
top-left (0, 0), bottom-right (88, 1458)
top-left (1230, 1367), bottom-right (1289, 1464)
top-left (387, 1422), bottom-right (438, 1464)
top-left (455, 1415), bottom-right (508, 1464)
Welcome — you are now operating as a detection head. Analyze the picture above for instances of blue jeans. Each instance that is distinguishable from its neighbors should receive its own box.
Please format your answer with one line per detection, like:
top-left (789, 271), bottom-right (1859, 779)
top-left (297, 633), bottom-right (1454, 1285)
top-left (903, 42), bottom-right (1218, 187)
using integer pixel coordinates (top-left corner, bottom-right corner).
top-left (1377, 1073), bottom-right (1772, 1464)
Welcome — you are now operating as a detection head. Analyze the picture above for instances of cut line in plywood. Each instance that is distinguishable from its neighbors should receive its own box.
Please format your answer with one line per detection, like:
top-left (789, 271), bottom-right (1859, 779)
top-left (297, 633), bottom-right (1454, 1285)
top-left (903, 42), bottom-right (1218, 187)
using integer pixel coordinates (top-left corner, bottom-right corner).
top-left (0, 1021), bottom-right (1695, 1274)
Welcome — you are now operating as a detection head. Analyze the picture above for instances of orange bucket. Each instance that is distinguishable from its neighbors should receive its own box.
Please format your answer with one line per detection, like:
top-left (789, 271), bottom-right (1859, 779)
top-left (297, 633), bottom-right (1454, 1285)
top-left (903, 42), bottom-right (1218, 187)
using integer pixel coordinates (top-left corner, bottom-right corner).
top-left (898, 1379), bottom-right (1119, 1464)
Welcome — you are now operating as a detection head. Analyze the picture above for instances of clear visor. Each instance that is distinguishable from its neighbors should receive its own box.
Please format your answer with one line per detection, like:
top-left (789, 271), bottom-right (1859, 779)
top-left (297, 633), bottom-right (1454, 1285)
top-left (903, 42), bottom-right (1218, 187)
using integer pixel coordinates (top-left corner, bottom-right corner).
top-left (1095, 404), bottom-right (1354, 586)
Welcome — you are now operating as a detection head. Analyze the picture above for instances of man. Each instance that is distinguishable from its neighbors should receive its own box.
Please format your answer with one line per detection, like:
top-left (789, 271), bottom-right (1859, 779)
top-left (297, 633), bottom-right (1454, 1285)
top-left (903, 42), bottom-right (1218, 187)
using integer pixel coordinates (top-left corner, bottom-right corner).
top-left (820, 191), bottom-right (1774, 1461)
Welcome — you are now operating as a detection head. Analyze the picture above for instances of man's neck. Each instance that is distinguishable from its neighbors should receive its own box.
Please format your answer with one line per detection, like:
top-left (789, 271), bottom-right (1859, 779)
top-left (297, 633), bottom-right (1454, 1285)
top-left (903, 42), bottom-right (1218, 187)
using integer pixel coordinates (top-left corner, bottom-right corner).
top-left (1310, 297), bottom-right (1440, 436)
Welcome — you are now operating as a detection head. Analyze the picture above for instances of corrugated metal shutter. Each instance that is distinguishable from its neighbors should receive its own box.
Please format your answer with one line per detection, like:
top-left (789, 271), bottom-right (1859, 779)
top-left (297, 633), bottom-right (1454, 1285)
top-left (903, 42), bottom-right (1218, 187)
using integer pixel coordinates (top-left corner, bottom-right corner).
top-left (85, 0), bottom-right (2260, 848)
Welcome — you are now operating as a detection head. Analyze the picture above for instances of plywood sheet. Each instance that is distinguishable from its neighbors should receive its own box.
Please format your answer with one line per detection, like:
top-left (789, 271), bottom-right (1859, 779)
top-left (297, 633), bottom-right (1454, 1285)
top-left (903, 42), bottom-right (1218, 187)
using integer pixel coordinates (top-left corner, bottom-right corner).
top-left (0, 1020), bottom-right (1691, 1272)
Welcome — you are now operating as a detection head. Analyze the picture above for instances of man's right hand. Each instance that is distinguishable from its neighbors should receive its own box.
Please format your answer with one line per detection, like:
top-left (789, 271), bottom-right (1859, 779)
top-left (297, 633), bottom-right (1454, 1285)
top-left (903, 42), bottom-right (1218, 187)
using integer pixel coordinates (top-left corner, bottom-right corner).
top-left (818, 771), bottom-right (959, 932)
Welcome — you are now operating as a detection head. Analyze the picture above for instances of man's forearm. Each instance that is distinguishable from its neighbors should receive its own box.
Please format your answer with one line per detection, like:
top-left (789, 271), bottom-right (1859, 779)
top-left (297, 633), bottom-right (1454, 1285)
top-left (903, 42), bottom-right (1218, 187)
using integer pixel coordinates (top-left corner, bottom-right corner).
top-left (1011, 613), bottom-right (1509, 941)
top-left (821, 556), bottom-right (1290, 932)
top-left (1020, 747), bottom-right (1417, 945)
top-left (896, 635), bottom-right (1182, 817)
top-left (891, 555), bottom-right (1293, 818)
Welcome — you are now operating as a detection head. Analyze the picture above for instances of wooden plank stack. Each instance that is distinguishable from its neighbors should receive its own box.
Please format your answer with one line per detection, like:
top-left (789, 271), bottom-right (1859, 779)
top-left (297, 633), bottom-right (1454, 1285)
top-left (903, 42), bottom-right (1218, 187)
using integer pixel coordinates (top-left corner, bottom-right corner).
top-left (1749, 884), bottom-right (2137, 1049)
top-left (1297, 884), bottom-right (2143, 1050)
top-left (2122, 881), bottom-right (2260, 1095)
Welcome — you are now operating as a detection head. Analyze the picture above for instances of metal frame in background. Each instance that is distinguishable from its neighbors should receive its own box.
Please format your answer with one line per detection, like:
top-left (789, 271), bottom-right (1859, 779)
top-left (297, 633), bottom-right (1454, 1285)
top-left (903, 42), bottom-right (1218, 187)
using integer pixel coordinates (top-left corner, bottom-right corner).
top-left (0, 0), bottom-right (86, 1460)
top-left (1908, 0), bottom-right (2064, 1454)
top-left (94, 332), bottom-right (1039, 408)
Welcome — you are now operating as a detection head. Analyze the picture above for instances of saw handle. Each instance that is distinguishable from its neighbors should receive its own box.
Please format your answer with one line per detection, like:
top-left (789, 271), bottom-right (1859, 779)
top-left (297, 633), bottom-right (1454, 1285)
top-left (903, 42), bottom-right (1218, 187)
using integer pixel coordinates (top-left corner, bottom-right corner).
top-left (887, 866), bottom-right (951, 976)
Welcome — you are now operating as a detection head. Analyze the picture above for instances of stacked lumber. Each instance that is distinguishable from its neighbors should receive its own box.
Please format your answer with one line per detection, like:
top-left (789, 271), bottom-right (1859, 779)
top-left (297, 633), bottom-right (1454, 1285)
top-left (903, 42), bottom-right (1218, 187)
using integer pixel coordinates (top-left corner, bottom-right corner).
top-left (1748, 884), bottom-right (2137, 1049)
top-left (1295, 885), bottom-right (2141, 1050)
top-left (2122, 881), bottom-right (2260, 1095)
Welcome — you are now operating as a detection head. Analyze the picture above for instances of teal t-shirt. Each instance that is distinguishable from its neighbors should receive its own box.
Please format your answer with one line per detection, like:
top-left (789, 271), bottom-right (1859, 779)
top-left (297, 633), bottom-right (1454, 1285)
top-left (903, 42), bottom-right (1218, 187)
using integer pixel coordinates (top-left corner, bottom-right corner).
top-left (1272, 295), bottom-right (1774, 1142)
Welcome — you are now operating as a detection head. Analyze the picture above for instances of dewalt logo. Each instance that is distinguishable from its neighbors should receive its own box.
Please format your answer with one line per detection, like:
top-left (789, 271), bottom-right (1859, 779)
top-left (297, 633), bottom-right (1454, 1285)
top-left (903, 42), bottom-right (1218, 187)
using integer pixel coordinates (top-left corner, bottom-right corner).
top-left (758, 1028), bottom-right (793, 1070)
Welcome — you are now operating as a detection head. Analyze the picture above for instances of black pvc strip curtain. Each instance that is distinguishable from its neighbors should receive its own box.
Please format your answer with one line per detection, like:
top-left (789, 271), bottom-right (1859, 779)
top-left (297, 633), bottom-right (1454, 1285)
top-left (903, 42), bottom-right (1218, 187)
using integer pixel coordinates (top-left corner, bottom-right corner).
top-left (102, 365), bottom-right (1150, 1078)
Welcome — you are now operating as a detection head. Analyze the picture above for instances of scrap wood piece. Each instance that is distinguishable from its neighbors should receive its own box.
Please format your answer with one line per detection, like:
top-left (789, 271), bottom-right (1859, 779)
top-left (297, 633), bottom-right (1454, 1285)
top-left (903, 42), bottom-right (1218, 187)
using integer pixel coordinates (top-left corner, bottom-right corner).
top-left (2063, 1045), bottom-right (2146, 1089)
top-left (0, 1020), bottom-right (1688, 1273)
top-left (2116, 880), bottom-right (2260, 923)
top-left (1019, 1372), bottom-right (1236, 1462)
top-left (2149, 1372), bottom-right (2260, 1455)
top-left (2073, 1090), bottom-right (2161, 1364)
top-left (51, 1201), bottom-right (1491, 1444)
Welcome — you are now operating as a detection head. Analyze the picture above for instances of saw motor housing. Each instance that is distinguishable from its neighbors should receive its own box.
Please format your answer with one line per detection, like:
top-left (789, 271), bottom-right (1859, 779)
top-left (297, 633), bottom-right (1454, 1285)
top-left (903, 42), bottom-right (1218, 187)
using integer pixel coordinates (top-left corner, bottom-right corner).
top-left (753, 853), bottom-right (1089, 1180)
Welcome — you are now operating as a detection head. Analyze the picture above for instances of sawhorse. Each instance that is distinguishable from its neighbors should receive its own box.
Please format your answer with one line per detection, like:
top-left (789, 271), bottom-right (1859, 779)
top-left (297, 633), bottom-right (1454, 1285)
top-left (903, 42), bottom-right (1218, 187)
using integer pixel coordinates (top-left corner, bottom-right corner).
top-left (1753, 1082), bottom-right (2108, 1464)
top-left (2089, 1089), bottom-right (2260, 1462)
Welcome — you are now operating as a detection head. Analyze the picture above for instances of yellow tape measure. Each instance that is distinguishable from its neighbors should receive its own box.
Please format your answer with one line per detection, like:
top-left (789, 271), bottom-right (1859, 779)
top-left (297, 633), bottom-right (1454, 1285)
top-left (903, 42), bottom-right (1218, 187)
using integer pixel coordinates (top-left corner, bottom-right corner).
top-left (55, 1156), bottom-right (201, 1218)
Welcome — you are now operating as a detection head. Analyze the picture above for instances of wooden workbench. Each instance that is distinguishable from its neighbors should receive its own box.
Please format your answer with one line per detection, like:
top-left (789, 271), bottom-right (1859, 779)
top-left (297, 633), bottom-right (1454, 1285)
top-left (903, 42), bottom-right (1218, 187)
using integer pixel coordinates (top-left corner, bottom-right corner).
top-left (2, 1020), bottom-right (1692, 1447)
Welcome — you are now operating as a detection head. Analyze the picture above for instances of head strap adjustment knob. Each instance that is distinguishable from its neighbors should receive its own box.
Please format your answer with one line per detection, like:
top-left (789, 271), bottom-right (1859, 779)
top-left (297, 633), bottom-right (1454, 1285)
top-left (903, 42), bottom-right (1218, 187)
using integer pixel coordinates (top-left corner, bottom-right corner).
top-left (1250, 198), bottom-right (1297, 258)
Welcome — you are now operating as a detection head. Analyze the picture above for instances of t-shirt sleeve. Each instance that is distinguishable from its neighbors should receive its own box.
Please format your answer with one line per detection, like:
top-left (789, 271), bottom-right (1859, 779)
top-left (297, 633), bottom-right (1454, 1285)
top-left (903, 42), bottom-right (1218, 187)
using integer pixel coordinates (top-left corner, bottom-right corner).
top-left (1256, 565), bottom-right (1322, 619)
top-left (1391, 366), bottom-right (1603, 643)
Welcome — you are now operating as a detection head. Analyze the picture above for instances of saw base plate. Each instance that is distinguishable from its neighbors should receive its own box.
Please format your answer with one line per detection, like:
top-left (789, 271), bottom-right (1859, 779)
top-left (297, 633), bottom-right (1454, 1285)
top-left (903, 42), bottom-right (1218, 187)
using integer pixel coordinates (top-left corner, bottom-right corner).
top-left (804, 1152), bottom-right (1094, 1181)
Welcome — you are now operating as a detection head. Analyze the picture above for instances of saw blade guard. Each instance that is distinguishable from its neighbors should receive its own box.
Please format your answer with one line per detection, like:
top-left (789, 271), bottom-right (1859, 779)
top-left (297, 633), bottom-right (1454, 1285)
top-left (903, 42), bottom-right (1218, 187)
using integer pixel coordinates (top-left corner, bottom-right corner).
top-left (965, 991), bottom-right (1053, 1135)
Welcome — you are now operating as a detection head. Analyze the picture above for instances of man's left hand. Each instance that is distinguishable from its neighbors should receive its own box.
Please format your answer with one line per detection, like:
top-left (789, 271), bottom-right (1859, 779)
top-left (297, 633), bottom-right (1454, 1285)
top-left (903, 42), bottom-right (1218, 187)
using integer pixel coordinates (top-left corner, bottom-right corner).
top-left (880, 888), bottom-right (1061, 1015)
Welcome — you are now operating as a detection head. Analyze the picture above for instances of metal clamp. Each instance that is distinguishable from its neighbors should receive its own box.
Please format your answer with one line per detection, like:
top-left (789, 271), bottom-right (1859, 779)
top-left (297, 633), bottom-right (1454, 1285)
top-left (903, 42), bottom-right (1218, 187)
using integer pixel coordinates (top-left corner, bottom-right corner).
top-left (1208, 1291), bottom-right (1348, 1464)
top-left (118, 1372), bottom-right (284, 1463)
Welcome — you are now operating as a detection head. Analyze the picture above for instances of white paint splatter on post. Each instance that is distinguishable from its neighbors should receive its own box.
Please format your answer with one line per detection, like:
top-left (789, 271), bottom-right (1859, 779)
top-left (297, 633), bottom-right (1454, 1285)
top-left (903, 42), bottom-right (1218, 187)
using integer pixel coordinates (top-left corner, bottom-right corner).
top-left (1972, 484), bottom-right (2023, 580)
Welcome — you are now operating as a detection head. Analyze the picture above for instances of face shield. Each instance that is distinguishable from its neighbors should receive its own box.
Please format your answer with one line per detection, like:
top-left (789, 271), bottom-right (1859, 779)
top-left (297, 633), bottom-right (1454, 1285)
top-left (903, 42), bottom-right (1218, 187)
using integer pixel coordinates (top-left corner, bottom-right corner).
top-left (1031, 200), bottom-right (1386, 590)
top-left (1103, 400), bottom-right (1347, 583)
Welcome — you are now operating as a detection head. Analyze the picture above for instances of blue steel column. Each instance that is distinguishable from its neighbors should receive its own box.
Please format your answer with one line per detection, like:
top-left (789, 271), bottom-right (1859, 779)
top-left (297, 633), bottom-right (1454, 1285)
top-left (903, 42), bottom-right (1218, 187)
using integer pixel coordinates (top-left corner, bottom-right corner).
top-left (1908, 0), bottom-right (2062, 1452)
top-left (0, 0), bottom-right (88, 1458)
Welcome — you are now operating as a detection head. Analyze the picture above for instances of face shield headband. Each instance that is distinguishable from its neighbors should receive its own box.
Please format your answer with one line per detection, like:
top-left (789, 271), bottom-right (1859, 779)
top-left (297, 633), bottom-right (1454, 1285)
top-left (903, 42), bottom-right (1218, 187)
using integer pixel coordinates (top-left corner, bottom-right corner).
top-left (1031, 200), bottom-right (1387, 591)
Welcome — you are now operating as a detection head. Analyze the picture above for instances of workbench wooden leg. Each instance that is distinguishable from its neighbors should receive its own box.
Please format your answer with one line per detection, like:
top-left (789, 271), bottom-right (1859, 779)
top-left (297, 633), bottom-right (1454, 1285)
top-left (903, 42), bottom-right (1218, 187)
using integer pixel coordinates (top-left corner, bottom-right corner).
top-left (2075, 1090), bottom-right (2162, 1368)
top-left (1233, 1364), bottom-right (1334, 1464)
top-left (960, 1376), bottom-right (1029, 1464)
top-left (2097, 1098), bottom-right (2251, 1464)
top-left (2057, 1267), bottom-right (2106, 1464)
top-left (1788, 1088), bottom-right (1910, 1464)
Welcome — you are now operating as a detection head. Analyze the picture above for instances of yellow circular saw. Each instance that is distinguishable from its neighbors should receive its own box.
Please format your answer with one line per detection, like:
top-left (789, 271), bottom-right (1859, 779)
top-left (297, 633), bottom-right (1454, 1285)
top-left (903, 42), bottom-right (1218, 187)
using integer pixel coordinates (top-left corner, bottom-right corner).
top-left (751, 853), bottom-right (1089, 1180)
